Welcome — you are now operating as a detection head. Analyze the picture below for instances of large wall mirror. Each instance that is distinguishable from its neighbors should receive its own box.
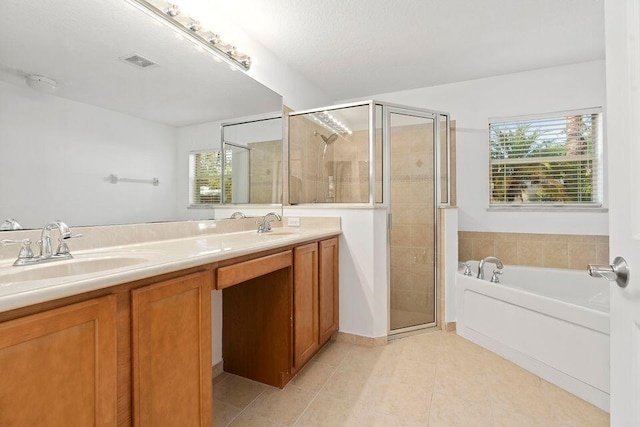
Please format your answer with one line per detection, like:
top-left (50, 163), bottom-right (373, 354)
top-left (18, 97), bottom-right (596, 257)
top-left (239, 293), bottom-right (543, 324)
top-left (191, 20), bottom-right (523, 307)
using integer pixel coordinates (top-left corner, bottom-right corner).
top-left (0, 0), bottom-right (283, 230)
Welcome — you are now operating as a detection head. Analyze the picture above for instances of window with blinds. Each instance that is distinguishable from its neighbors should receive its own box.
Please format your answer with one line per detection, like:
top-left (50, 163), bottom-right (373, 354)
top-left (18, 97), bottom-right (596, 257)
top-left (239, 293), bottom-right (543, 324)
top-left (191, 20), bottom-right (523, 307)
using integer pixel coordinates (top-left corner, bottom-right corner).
top-left (489, 108), bottom-right (603, 208)
top-left (189, 150), bottom-right (232, 206)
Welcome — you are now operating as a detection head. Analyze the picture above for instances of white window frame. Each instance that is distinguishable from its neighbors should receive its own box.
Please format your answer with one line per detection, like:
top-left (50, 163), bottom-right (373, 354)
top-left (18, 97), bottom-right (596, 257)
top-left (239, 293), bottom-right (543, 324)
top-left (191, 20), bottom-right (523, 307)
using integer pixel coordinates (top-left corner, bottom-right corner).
top-left (188, 149), bottom-right (231, 208)
top-left (488, 107), bottom-right (604, 210)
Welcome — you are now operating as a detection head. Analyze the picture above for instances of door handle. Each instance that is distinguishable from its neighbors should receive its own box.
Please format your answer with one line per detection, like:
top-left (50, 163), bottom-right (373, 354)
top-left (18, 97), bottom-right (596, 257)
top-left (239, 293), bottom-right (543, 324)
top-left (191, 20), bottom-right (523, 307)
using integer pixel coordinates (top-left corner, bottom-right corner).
top-left (588, 256), bottom-right (629, 288)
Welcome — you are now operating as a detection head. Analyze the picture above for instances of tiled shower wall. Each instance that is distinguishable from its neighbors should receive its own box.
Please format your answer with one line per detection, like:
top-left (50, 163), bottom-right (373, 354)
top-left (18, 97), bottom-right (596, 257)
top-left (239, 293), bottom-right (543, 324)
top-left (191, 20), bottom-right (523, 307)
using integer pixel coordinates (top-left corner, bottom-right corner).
top-left (289, 119), bottom-right (371, 203)
top-left (289, 111), bottom-right (376, 204)
top-left (248, 140), bottom-right (282, 204)
top-left (458, 231), bottom-right (609, 269)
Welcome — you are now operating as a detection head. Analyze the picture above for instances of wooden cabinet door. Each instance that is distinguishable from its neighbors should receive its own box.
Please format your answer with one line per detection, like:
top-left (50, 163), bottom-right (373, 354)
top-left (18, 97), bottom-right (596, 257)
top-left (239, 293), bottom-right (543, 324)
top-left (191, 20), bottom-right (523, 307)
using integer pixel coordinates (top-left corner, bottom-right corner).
top-left (293, 242), bottom-right (319, 369)
top-left (319, 237), bottom-right (339, 345)
top-left (132, 271), bottom-right (212, 427)
top-left (0, 296), bottom-right (117, 426)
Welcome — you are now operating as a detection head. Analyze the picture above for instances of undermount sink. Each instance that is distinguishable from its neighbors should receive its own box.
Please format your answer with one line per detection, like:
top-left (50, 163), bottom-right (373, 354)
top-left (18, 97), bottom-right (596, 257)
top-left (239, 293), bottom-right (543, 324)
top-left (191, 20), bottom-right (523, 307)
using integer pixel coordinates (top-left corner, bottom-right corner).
top-left (0, 255), bottom-right (150, 283)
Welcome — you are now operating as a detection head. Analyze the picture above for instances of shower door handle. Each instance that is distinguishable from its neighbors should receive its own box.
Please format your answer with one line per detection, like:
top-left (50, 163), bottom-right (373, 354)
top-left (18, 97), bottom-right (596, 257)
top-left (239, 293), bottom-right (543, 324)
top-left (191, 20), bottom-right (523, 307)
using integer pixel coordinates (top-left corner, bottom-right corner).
top-left (588, 256), bottom-right (629, 288)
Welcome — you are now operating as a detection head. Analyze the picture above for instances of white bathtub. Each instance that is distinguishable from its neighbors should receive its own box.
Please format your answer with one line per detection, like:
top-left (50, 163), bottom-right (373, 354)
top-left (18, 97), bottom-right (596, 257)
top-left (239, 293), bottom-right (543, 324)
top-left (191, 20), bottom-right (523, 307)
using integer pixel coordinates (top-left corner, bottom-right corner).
top-left (456, 262), bottom-right (610, 412)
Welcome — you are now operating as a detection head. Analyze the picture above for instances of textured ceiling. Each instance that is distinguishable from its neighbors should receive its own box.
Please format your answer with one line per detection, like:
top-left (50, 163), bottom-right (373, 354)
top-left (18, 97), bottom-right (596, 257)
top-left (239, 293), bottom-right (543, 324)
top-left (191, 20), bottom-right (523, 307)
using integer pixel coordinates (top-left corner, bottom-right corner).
top-left (189, 0), bottom-right (605, 100)
top-left (0, 0), bottom-right (281, 127)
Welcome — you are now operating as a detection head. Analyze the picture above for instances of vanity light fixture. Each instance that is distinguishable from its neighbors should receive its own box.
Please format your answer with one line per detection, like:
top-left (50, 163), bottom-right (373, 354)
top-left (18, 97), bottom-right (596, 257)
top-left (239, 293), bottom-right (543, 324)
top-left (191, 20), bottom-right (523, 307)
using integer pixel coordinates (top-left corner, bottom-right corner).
top-left (163, 2), bottom-right (180, 17)
top-left (126, 0), bottom-right (252, 71)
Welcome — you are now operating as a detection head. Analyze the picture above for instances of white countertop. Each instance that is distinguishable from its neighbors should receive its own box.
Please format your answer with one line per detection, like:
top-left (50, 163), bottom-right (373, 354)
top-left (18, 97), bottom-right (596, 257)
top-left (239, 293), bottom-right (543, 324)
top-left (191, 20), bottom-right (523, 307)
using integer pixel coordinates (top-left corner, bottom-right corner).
top-left (0, 227), bottom-right (341, 314)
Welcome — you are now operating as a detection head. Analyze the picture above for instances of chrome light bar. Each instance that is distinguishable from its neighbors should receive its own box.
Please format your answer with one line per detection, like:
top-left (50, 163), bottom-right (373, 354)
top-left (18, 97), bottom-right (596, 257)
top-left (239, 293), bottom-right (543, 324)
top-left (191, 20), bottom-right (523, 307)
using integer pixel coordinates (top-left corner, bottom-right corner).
top-left (125, 0), bottom-right (252, 70)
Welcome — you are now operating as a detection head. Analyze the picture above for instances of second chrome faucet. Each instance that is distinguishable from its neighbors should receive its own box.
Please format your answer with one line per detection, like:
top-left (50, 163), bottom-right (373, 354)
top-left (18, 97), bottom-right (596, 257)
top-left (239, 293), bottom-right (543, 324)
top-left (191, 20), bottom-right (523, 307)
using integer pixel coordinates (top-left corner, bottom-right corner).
top-left (257, 212), bottom-right (282, 234)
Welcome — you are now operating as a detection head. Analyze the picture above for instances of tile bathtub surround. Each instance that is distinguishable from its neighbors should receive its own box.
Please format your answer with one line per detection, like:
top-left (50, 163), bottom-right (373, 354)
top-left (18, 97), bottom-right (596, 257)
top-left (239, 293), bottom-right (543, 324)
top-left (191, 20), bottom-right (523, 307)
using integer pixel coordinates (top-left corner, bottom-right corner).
top-left (212, 331), bottom-right (608, 426)
top-left (0, 217), bottom-right (341, 262)
top-left (458, 231), bottom-right (609, 270)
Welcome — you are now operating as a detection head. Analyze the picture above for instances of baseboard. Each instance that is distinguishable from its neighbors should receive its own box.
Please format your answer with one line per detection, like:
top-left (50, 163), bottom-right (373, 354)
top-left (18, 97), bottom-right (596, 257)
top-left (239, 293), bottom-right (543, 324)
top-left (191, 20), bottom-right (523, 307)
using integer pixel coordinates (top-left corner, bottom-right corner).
top-left (334, 331), bottom-right (388, 347)
top-left (212, 360), bottom-right (224, 379)
top-left (445, 321), bottom-right (457, 332)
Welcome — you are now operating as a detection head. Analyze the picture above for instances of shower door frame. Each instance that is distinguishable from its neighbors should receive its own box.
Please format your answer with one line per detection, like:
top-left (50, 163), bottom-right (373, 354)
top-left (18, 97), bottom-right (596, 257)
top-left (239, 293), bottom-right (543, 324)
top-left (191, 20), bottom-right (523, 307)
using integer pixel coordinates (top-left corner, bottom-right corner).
top-left (286, 101), bottom-right (451, 335)
top-left (384, 105), bottom-right (444, 336)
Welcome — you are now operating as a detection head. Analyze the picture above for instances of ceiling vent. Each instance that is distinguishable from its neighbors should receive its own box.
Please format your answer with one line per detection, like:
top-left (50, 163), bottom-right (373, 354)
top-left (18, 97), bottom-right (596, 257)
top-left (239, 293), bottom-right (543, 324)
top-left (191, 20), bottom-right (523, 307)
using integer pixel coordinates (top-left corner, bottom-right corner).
top-left (120, 54), bottom-right (158, 69)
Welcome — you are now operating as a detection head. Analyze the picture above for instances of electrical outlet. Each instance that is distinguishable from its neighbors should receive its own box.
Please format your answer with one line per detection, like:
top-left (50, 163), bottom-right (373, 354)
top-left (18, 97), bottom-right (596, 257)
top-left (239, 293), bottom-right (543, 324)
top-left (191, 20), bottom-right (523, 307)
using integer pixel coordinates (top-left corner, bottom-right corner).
top-left (287, 217), bottom-right (301, 227)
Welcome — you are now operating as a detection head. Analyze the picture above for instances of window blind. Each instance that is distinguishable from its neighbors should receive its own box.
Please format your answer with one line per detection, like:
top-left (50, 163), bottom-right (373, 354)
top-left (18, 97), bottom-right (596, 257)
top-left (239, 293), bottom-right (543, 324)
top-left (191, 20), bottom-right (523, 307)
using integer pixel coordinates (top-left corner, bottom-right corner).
top-left (189, 150), bottom-right (233, 205)
top-left (489, 109), bottom-right (603, 207)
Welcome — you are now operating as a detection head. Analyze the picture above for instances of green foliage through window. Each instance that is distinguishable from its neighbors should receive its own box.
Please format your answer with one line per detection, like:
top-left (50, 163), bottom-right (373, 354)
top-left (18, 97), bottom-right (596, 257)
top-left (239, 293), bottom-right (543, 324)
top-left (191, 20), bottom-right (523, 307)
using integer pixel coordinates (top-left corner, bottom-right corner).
top-left (489, 110), bottom-right (602, 206)
top-left (190, 150), bottom-right (232, 205)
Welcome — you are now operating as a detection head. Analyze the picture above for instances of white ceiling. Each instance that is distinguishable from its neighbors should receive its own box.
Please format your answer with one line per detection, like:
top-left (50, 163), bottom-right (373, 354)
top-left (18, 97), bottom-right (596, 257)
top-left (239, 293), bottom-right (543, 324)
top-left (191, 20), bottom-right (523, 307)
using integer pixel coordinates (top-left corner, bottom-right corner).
top-left (207, 0), bottom-right (605, 100)
top-left (0, 0), bottom-right (281, 127)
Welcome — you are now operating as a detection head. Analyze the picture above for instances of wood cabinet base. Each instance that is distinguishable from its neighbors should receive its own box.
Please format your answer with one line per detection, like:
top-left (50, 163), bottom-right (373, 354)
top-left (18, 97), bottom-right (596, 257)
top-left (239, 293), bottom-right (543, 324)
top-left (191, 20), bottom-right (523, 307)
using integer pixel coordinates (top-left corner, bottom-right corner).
top-left (132, 271), bottom-right (212, 427)
top-left (0, 296), bottom-right (117, 426)
top-left (222, 236), bottom-right (340, 387)
top-left (0, 268), bottom-right (212, 427)
top-left (223, 268), bottom-right (292, 388)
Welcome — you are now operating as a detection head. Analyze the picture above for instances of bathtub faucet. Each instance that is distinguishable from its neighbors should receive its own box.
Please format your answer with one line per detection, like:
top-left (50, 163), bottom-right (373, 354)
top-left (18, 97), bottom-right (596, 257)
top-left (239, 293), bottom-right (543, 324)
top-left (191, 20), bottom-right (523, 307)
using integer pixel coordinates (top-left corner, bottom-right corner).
top-left (477, 256), bottom-right (504, 280)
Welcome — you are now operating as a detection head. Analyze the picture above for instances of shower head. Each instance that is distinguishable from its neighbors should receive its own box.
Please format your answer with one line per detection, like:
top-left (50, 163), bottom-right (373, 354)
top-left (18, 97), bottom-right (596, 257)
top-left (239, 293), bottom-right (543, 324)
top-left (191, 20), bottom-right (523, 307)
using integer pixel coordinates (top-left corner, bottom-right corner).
top-left (314, 131), bottom-right (339, 146)
top-left (321, 133), bottom-right (339, 145)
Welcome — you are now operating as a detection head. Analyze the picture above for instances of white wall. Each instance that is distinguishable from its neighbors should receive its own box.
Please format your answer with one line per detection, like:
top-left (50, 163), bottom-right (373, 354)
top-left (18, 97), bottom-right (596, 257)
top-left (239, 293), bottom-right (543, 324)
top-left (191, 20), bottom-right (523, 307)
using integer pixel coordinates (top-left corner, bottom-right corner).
top-left (246, 45), bottom-right (333, 111)
top-left (348, 60), bottom-right (609, 236)
top-left (443, 208), bottom-right (459, 323)
top-left (0, 80), bottom-right (179, 229)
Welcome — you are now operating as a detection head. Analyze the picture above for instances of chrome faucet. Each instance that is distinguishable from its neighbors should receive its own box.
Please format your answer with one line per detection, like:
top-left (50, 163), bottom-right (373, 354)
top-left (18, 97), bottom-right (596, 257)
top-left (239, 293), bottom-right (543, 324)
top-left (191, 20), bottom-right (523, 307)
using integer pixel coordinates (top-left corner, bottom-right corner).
top-left (257, 212), bottom-right (282, 233)
top-left (1, 221), bottom-right (82, 266)
top-left (477, 256), bottom-right (504, 280)
top-left (40, 221), bottom-right (72, 258)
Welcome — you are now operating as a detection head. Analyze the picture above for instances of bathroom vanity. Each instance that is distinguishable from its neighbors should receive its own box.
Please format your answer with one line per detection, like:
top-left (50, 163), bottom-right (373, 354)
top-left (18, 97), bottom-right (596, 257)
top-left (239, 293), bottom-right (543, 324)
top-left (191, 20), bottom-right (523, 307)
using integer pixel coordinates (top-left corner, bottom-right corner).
top-left (0, 226), bottom-right (340, 426)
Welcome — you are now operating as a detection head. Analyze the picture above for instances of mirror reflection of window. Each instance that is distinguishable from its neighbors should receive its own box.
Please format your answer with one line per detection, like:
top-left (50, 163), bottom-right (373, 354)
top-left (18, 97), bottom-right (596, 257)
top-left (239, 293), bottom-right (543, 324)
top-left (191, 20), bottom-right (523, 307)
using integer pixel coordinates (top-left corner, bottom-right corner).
top-left (189, 151), bottom-right (228, 205)
top-left (222, 117), bottom-right (283, 204)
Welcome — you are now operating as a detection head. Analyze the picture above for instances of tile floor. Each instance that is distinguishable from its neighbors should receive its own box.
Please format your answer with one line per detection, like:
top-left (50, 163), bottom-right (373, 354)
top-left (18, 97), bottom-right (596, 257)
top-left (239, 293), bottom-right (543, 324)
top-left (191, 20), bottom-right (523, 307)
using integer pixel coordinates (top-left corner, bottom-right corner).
top-left (213, 330), bottom-right (609, 427)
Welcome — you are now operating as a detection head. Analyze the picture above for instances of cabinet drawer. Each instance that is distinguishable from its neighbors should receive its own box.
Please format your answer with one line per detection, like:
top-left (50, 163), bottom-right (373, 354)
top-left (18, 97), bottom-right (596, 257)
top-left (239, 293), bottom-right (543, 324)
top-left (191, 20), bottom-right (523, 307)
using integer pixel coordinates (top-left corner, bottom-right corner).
top-left (216, 251), bottom-right (293, 290)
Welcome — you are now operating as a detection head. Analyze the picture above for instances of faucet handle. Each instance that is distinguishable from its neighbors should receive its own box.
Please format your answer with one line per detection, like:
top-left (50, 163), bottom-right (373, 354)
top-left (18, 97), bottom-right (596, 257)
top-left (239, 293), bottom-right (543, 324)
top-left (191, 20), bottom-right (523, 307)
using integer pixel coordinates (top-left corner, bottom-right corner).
top-left (56, 234), bottom-right (82, 256)
top-left (1, 238), bottom-right (34, 260)
top-left (462, 263), bottom-right (473, 276)
top-left (257, 221), bottom-right (272, 233)
top-left (490, 269), bottom-right (504, 283)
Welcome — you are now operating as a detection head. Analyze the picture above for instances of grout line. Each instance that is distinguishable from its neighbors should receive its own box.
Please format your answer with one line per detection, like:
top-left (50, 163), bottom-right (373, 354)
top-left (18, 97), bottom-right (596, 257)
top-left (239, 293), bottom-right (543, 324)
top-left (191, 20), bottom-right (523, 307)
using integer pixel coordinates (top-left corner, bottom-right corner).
top-left (219, 375), bottom-right (269, 427)
top-left (291, 342), bottom-right (356, 426)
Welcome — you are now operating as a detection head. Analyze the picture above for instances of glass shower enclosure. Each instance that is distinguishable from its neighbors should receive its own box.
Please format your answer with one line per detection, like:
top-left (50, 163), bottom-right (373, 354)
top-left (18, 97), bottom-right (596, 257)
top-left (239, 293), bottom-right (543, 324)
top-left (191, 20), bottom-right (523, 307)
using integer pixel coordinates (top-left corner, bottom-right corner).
top-left (289, 101), bottom-right (450, 334)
